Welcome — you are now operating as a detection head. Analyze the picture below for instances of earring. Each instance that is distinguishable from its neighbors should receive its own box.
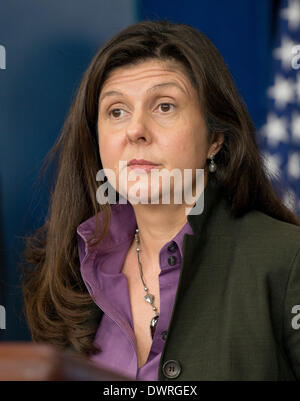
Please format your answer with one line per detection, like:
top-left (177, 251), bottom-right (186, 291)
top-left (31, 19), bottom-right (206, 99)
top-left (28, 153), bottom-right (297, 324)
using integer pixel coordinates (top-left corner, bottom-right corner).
top-left (208, 154), bottom-right (217, 173)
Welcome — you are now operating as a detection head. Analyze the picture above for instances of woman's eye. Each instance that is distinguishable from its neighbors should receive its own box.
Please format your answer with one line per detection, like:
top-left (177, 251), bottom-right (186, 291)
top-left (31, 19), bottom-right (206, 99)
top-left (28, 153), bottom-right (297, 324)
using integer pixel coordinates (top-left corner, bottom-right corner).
top-left (108, 108), bottom-right (126, 119)
top-left (157, 103), bottom-right (175, 113)
top-left (108, 103), bottom-right (175, 119)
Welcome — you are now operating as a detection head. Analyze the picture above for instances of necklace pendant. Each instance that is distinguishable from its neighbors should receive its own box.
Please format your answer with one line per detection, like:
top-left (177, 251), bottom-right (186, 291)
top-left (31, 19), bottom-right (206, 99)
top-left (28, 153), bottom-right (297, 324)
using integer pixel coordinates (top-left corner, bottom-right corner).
top-left (144, 293), bottom-right (154, 304)
top-left (150, 315), bottom-right (159, 339)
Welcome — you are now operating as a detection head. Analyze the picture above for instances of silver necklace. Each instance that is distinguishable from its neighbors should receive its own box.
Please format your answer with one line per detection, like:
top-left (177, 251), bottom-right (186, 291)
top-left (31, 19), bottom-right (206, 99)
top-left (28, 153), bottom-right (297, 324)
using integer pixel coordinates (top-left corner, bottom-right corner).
top-left (135, 228), bottom-right (159, 339)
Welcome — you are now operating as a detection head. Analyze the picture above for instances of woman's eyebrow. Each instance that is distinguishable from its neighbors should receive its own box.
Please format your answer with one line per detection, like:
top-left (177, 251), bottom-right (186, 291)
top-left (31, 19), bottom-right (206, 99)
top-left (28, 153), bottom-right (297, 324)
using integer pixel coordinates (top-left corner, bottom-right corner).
top-left (99, 81), bottom-right (186, 105)
top-left (147, 81), bottom-right (186, 95)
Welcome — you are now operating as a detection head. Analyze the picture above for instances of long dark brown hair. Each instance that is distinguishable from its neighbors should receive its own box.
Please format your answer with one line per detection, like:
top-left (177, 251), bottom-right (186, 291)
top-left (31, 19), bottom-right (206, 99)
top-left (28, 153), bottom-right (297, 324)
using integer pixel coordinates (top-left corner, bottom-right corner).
top-left (22, 20), bottom-right (300, 356)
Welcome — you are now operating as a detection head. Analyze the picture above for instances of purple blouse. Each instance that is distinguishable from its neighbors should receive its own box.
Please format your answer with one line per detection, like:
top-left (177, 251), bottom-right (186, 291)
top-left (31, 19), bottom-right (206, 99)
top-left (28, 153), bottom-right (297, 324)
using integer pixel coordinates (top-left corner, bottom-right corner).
top-left (77, 201), bottom-right (194, 381)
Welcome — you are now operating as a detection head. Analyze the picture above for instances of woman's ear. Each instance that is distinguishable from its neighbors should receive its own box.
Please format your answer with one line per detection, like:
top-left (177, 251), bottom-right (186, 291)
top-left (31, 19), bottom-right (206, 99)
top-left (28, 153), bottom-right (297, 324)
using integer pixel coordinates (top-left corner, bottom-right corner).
top-left (207, 132), bottom-right (224, 157)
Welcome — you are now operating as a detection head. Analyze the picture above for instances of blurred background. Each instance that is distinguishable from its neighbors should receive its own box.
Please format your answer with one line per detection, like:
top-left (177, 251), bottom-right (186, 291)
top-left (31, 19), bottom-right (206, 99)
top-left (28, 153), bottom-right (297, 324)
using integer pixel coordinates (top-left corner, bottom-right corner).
top-left (0, 0), bottom-right (299, 341)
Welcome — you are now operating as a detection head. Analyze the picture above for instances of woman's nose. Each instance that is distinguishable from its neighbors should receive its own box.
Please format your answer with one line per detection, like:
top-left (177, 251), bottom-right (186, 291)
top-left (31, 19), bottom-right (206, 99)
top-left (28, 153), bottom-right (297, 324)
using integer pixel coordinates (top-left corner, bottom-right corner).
top-left (125, 107), bottom-right (151, 143)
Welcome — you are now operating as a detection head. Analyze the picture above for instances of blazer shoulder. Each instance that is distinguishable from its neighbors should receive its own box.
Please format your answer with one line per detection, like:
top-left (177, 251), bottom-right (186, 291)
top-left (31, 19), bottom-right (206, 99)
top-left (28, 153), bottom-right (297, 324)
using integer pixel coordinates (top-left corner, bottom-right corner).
top-left (241, 208), bottom-right (300, 238)
top-left (235, 210), bottom-right (300, 274)
top-left (234, 210), bottom-right (300, 255)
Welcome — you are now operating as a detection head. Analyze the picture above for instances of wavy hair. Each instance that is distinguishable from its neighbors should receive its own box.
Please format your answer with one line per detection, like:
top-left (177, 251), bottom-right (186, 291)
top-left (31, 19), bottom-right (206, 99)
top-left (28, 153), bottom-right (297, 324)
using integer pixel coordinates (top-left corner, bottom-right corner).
top-left (22, 20), bottom-right (300, 356)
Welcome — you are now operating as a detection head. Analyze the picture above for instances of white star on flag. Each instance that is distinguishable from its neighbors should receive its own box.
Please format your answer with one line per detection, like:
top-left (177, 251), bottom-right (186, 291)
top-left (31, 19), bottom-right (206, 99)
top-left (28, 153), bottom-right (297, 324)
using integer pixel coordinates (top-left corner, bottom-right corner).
top-left (281, 0), bottom-right (300, 31)
top-left (267, 75), bottom-right (295, 108)
top-left (288, 152), bottom-right (300, 178)
top-left (283, 187), bottom-right (297, 212)
top-left (261, 113), bottom-right (289, 147)
top-left (262, 151), bottom-right (282, 179)
top-left (273, 35), bottom-right (296, 70)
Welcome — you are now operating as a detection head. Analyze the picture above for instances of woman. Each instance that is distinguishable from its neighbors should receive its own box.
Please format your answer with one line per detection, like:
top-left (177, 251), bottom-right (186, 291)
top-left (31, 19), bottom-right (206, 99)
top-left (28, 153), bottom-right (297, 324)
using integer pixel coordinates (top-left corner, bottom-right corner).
top-left (22, 20), bottom-right (300, 381)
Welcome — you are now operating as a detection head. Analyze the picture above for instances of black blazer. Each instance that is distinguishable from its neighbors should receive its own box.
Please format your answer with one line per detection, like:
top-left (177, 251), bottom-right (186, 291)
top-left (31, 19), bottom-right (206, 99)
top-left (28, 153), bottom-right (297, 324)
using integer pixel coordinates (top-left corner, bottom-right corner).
top-left (157, 180), bottom-right (300, 380)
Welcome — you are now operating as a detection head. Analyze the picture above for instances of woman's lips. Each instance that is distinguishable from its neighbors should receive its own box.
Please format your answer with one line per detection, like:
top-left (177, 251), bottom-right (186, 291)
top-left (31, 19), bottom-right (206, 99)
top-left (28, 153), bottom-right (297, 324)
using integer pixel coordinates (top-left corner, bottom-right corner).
top-left (128, 164), bottom-right (161, 172)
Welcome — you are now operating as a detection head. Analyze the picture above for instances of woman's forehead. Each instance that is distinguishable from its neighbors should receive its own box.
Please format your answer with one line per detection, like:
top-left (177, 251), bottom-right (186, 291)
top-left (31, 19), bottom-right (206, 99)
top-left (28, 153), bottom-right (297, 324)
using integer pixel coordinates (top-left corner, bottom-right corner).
top-left (100, 59), bottom-right (195, 97)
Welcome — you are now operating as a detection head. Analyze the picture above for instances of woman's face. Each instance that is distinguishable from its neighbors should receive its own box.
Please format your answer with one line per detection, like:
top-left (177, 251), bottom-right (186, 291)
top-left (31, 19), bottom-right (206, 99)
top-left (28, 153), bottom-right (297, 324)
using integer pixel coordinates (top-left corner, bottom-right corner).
top-left (97, 59), bottom-right (223, 205)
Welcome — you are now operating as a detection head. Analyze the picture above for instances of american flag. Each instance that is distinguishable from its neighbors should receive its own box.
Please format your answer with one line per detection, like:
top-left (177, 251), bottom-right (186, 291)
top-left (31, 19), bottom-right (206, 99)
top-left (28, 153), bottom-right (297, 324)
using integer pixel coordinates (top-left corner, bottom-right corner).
top-left (260, 0), bottom-right (300, 216)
